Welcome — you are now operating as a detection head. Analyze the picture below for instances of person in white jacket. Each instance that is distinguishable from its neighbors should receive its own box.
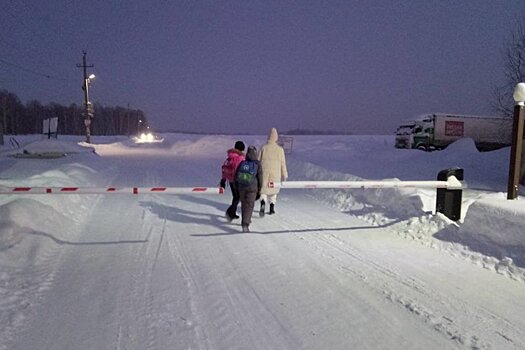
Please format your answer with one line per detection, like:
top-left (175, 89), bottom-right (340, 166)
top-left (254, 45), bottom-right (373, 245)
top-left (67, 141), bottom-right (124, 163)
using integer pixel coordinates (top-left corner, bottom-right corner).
top-left (258, 127), bottom-right (288, 216)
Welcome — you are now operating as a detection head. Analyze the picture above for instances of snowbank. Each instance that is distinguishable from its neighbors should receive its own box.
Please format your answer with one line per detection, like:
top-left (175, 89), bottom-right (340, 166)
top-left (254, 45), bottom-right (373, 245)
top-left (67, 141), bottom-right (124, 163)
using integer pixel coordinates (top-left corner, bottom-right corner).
top-left (438, 194), bottom-right (525, 266)
top-left (1, 136), bottom-right (95, 158)
top-left (282, 135), bottom-right (525, 269)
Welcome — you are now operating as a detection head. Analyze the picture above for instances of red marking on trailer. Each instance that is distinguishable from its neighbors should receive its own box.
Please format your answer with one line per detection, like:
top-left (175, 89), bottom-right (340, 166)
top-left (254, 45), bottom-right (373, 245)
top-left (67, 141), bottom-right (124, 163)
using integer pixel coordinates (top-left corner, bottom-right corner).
top-left (106, 188), bottom-right (116, 192)
top-left (192, 188), bottom-right (207, 192)
top-left (133, 187), bottom-right (138, 194)
top-left (46, 188), bottom-right (52, 193)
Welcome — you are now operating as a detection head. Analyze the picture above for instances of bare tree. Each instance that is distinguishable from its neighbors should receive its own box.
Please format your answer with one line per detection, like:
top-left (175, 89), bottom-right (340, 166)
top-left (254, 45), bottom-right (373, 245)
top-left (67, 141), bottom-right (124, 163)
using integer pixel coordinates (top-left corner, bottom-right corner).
top-left (491, 17), bottom-right (525, 185)
top-left (493, 16), bottom-right (525, 117)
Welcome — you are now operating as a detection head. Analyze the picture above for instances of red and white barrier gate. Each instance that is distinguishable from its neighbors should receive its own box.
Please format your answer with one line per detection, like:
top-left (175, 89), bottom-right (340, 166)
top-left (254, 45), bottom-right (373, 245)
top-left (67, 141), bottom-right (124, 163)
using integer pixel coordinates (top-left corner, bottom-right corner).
top-left (273, 176), bottom-right (462, 190)
top-left (0, 186), bottom-right (225, 195)
top-left (0, 176), bottom-right (462, 195)
top-left (0, 168), bottom-right (464, 221)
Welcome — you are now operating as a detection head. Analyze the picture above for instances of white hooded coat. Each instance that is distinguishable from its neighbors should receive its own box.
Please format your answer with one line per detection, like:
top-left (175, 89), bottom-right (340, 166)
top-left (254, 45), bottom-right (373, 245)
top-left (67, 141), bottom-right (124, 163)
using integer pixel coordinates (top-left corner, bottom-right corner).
top-left (258, 128), bottom-right (288, 196)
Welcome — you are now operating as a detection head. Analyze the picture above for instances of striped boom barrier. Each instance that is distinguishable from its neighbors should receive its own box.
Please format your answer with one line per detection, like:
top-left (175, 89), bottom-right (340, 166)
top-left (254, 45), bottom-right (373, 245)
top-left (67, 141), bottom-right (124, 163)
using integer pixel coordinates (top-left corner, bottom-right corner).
top-left (0, 186), bottom-right (225, 195)
top-left (278, 169), bottom-right (464, 221)
top-left (0, 176), bottom-right (462, 195)
top-left (273, 176), bottom-right (462, 190)
top-left (0, 168), bottom-right (464, 220)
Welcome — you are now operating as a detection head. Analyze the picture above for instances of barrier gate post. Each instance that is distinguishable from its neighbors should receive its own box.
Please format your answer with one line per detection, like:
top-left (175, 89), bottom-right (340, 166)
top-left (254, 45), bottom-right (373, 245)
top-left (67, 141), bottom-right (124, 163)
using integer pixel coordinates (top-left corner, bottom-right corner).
top-left (435, 167), bottom-right (463, 221)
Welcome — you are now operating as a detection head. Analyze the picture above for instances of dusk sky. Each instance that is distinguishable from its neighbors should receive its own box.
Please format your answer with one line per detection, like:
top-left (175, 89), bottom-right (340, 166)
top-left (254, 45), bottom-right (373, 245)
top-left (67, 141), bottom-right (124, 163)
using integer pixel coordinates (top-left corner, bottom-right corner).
top-left (1, 1), bottom-right (523, 135)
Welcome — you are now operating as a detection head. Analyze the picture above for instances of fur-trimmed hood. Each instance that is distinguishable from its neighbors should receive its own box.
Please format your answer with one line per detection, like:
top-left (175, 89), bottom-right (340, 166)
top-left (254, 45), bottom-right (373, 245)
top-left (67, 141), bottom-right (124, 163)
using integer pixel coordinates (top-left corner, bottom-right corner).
top-left (227, 148), bottom-right (244, 156)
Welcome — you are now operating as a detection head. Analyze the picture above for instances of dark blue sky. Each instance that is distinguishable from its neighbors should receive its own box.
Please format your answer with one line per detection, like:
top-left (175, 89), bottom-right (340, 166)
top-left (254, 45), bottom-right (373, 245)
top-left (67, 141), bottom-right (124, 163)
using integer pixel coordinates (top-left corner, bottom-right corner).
top-left (1, 1), bottom-right (523, 134)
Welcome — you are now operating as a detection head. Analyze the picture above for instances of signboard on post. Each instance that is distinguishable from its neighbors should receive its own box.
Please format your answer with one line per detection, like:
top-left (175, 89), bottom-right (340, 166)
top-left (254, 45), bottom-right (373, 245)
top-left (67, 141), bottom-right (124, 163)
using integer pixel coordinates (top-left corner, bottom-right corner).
top-left (43, 117), bottom-right (58, 139)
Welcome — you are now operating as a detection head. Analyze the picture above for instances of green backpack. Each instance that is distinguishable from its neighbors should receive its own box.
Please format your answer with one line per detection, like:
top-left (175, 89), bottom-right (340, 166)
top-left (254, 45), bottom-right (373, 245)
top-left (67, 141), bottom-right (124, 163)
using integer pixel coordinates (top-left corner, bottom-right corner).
top-left (236, 160), bottom-right (258, 187)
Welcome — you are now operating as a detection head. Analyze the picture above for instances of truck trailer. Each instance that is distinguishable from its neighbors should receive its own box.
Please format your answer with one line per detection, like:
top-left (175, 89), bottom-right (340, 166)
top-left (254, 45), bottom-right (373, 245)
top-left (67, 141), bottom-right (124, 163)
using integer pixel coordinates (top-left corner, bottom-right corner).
top-left (395, 113), bottom-right (513, 151)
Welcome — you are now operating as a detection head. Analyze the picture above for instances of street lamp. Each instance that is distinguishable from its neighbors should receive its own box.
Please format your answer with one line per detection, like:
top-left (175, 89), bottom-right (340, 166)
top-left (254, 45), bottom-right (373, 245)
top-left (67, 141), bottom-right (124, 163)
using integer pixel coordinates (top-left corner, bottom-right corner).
top-left (507, 83), bottom-right (525, 199)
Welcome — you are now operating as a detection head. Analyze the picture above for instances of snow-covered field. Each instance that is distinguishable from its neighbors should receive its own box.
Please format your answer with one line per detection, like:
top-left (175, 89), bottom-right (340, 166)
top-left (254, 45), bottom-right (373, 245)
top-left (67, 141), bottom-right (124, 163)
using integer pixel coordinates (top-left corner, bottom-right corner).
top-left (0, 133), bottom-right (524, 349)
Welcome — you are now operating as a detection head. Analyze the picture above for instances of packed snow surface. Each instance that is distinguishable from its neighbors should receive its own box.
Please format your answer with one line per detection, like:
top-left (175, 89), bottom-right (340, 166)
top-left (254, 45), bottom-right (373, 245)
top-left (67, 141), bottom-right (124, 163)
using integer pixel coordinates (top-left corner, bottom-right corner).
top-left (0, 133), bottom-right (524, 349)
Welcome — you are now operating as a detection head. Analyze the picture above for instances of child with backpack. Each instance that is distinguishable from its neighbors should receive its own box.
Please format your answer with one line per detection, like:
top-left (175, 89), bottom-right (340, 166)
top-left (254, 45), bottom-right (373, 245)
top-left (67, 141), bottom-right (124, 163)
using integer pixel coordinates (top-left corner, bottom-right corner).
top-left (220, 141), bottom-right (245, 221)
top-left (235, 145), bottom-right (262, 233)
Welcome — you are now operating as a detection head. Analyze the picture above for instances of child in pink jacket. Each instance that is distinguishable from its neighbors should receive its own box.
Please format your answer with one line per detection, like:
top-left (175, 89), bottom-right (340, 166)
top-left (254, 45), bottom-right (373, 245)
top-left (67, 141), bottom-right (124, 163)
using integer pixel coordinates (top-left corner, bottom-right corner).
top-left (220, 141), bottom-right (245, 220)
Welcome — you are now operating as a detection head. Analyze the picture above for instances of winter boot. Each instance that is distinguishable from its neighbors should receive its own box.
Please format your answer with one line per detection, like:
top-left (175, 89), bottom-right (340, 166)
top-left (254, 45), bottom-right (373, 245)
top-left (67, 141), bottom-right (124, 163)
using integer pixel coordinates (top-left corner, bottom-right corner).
top-left (226, 207), bottom-right (239, 221)
top-left (269, 203), bottom-right (275, 215)
top-left (259, 200), bottom-right (266, 217)
top-left (242, 224), bottom-right (250, 233)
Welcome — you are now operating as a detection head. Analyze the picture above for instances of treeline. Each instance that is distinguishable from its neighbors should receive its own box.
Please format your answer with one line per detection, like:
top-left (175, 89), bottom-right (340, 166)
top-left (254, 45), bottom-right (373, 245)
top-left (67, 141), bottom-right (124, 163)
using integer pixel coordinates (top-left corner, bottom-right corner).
top-left (0, 89), bottom-right (148, 136)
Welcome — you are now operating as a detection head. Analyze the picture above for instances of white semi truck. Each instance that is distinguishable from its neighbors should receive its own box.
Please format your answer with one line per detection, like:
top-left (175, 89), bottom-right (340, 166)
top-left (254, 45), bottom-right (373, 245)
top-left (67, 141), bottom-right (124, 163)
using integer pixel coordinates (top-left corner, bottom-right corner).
top-left (395, 113), bottom-right (513, 151)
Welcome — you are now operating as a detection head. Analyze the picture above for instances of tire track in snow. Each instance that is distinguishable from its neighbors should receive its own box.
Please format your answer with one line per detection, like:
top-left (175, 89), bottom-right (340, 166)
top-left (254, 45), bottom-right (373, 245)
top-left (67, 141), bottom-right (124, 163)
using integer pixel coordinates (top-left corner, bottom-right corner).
top-left (91, 197), bottom-right (158, 350)
top-left (205, 235), bottom-right (302, 349)
top-left (165, 221), bottom-right (213, 350)
top-left (310, 235), bottom-right (500, 349)
top-left (228, 213), bottom-right (453, 349)
top-left (126, 213), bottom-right (161, 350)
top-left (105, 160), bottom-right (212, 349)
top-left (278, 197), bottom-right (525, 350)
top-left (221, 237), bottom-right (318, 349)
top-left (165, 217), bottom-right (303, 349)
top-left (110, 195), bottom-right (203, 349)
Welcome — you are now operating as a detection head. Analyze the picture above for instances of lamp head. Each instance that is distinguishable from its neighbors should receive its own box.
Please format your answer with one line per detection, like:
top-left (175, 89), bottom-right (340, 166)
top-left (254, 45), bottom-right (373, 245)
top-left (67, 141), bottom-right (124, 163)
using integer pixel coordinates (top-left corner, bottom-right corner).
top-left (513, 82), bottom-right (525, 106)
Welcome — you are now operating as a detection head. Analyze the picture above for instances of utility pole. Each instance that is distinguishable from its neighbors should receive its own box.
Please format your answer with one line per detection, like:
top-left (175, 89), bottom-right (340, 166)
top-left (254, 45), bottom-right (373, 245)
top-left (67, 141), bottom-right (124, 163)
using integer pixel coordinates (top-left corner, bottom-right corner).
top-left (77, 51), bottom-right (94, 143)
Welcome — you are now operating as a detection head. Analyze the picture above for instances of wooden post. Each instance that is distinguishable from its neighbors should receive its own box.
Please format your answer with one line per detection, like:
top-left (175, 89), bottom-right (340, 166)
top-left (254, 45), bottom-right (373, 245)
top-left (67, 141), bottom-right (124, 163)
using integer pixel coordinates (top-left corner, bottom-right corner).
top-left (507, 104), bottom-right (525, 199)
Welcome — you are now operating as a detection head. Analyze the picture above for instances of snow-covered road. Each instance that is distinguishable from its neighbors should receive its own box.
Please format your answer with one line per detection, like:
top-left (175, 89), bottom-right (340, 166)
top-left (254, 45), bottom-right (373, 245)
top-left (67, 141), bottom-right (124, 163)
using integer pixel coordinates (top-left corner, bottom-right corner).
top-left (2, 135), bottom-right (525, 349)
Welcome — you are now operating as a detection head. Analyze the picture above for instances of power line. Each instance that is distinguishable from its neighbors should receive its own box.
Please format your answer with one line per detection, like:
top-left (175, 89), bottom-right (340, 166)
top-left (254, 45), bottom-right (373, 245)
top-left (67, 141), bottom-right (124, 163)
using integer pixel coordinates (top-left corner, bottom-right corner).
top-left (0, 57), bottom-right (74, 82)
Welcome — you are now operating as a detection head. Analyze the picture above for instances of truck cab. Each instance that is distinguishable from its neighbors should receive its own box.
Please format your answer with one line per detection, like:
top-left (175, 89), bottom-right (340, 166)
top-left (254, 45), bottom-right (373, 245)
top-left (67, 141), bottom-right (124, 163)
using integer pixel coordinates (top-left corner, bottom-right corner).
top-left (411, 118), bottom-right (435, 150)
top-left (394, 123), bottom-right (415, 148)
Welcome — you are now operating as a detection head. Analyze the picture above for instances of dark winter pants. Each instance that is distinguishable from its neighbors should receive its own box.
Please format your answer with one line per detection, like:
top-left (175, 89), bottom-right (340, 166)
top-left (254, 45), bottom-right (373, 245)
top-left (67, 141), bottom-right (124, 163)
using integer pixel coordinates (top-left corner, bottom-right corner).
top-left (226, 181), bottom-right (240, 218)
top-left (239, 188), bottom-right (258, 226)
